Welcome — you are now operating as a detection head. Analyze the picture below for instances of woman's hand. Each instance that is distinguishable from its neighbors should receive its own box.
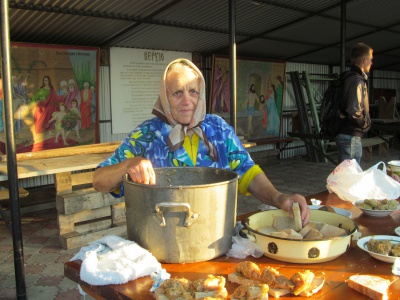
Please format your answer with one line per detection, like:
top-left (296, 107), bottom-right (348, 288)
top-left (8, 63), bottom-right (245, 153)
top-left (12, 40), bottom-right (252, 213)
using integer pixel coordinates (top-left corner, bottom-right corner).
top-left (247, 173), bottom-right (310, 226)
top-left (277, 193), bottom-right (310, 226)
top-left (126, 157), bottom-right (156, 185)
top-left (93, 157), bottom-right (156, 193)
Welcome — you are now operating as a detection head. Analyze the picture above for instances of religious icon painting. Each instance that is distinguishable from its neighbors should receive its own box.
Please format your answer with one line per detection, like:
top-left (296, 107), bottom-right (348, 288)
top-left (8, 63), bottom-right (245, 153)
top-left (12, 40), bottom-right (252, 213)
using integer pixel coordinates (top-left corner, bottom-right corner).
top-left (0, 42), bottom-right (99, 155)
top-left (210, 55), bottom-right (286, 141)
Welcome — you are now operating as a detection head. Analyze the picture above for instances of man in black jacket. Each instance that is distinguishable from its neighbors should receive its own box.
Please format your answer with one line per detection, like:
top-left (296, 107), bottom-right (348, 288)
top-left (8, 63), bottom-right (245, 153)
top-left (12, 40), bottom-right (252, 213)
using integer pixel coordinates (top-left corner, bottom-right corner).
top-left (336, 43), bottom-right (373, 164)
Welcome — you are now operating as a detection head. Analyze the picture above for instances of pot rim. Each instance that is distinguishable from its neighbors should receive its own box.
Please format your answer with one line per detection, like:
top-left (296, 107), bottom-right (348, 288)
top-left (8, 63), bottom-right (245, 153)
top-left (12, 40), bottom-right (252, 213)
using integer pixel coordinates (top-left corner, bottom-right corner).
top-left (122, 167), bottom-right (239, 189)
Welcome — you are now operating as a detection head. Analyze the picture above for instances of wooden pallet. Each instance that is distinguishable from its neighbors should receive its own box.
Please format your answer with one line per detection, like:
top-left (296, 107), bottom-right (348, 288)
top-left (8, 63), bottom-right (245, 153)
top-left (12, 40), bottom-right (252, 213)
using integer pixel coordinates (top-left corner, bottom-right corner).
top-left (56, 170), bottom-right (127, 250)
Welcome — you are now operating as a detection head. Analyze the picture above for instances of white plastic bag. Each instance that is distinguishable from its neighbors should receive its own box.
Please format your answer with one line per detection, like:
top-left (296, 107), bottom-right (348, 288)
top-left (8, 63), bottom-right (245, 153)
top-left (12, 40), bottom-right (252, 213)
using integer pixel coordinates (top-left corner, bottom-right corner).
top-left (226, 222), bottom-right (264, 259)
top-left (326, 159), bottom-right (400, 202)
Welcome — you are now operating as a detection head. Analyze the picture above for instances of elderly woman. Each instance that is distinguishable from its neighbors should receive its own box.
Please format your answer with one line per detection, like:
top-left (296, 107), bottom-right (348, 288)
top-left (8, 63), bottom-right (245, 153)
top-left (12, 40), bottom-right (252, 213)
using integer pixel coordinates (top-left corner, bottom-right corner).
top-left (93, 58), bottom-right (310, 224)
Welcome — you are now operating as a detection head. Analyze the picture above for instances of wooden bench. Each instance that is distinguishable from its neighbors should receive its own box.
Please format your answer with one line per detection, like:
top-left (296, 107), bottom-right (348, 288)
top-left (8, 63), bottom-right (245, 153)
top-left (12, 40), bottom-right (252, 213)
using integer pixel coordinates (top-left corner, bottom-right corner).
top-left (246, 137), bottom-right (295, 166)
top-left (323, 134), bottom-right (393, 163)
top-left (248, 137), bottom-right (295, 152)
top-left (361, 135), bottom-right (393, 161)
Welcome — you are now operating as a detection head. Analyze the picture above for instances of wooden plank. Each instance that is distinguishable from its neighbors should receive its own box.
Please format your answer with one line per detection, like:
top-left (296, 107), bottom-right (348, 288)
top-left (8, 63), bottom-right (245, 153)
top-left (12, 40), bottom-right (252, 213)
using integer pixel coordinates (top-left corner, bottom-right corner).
top-left (57, 214), bottom-right (75, 235)
top-left (0, 188), bottom-right (29, 201)
top-left (0, 153), bottom-right (110, 182)
top-left (59, 224), bottom-right (127, 250)
top-left (55, 172), bottom-right (72, 194)
top-left (1, 141), bottom-right (121, 162)
top-left (56, 188), bottom-right (124, 214)
top-left (71, 171), bottom-right (94, 187)
top-left (112, 203), bottom-right (126, 224)
top-left (248, 137), bottom-right (294, 145)
top-left (75, 218), bottom-right (112, 234)
top-left (57, 206), bottom-right (112, 235)
top-left (361, 135), bottom-right (393, 147)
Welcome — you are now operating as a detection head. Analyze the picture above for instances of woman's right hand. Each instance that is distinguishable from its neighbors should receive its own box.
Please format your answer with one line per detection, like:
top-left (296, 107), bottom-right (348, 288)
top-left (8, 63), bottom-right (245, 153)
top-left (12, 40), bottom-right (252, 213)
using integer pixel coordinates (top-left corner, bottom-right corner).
top-left (125, 157), bottom-right (156, 185)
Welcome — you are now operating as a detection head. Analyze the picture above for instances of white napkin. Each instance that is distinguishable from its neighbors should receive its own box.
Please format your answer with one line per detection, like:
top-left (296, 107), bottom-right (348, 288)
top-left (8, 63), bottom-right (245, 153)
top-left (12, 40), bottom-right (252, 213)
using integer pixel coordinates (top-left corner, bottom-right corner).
top-left (71, 235), bottom-right (162, 285)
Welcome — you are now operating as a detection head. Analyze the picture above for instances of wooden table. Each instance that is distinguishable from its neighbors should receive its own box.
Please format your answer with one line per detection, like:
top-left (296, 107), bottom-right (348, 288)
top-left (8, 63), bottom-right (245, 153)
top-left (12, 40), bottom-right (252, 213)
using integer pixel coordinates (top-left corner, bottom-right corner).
top-left (64, 191), bottom-right (400, 299)
top-left (0, 152), bottom-right (109, 182)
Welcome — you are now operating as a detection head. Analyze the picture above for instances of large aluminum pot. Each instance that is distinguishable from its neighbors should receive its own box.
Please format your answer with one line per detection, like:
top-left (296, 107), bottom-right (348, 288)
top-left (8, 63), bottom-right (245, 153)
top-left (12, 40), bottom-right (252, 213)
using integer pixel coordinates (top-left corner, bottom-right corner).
top-left (123, 167), bottom-right (238, 263)
top-left (244, 209), bottom-right (358, 263)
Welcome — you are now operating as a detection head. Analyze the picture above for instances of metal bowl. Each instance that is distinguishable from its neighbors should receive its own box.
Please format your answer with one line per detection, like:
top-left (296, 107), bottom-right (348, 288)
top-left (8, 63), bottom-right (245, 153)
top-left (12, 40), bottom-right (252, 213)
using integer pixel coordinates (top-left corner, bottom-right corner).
top-left (244, 209), bottom-right (358, 264)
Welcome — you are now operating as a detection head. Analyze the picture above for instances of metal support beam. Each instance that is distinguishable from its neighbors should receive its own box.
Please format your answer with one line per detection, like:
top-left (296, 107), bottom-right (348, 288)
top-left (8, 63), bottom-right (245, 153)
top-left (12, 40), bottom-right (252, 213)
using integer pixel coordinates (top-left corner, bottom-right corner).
top-left (1, 0), bottom-right (26, 298)
top-left (340, 0), bottom-right (346, 72)
top-left (229, 0), bottom-right (237, 132)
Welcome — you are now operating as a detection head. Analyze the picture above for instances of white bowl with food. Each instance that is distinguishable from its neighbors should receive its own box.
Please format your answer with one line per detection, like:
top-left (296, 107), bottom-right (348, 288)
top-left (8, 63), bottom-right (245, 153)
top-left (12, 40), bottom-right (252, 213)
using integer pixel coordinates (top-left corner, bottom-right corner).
top-left (244, 209), bottom-right (358, 264)
top-left (357, 235), bottom-right (400, 263)
top-left (355, 199), bottom-right (400, 217)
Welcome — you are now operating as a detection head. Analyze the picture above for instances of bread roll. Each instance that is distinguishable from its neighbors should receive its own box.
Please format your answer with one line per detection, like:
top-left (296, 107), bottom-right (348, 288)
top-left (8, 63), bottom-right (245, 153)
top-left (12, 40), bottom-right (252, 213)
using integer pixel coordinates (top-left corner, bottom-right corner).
top-left (319, 223), bottom-right (347, 238)
top-left (304, 227), bottom-right (323, 240)
top-left (348, 275), bottom-right (390, 300)
top-left (231, 284), bottom-right (269, 300)
top-left (273, 216), bottom-right (296, 231)
top-left (298, 223), bottom-right (316, 237)
top-left (292, 202), bottom-right (302, 231)
top-left (227, 272), bottom-right (261, 286)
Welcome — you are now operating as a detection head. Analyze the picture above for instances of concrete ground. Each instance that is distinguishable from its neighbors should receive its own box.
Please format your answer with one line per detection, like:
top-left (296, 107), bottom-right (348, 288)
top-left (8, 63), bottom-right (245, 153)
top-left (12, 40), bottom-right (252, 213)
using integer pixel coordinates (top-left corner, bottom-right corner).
top-left (0, 147), bottom-right (399, 300)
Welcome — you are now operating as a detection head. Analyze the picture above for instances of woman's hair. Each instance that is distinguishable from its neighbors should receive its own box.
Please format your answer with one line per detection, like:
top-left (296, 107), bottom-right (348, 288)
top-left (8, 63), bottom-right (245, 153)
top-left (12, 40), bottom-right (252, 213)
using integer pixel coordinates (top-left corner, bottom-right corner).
top-left (350, 43), bottom-right (372, 64)
top-left (59, 101), bottom-right (65, 108)
top-left (71, 98), bottom-right (78, 104)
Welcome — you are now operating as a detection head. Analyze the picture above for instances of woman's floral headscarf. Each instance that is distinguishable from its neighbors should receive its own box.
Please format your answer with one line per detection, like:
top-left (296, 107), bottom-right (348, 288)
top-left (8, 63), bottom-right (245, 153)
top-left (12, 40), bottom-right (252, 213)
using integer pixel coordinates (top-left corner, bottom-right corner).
top-left (152, 58), bottom-right (218, 162)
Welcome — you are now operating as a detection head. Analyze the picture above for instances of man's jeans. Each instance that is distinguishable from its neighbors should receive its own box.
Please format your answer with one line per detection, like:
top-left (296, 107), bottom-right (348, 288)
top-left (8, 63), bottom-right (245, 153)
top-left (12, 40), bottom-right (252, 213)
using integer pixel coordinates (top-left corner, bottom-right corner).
top-left (335, 134), bottom-right (362, 165)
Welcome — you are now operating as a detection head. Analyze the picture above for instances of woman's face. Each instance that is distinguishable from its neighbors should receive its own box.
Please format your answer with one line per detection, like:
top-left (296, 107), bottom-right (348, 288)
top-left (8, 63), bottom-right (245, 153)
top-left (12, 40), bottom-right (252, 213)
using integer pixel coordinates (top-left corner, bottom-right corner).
top-left (44, 77), bottom-right (49, 86)
top-left (166, 66), bottom-right (200, 125)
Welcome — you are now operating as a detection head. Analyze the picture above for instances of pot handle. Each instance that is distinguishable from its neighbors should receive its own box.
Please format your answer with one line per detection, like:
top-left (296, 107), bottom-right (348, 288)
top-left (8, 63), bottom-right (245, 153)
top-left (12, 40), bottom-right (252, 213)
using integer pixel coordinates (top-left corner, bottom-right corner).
top-left (153, 202), bottom-right (199, 227)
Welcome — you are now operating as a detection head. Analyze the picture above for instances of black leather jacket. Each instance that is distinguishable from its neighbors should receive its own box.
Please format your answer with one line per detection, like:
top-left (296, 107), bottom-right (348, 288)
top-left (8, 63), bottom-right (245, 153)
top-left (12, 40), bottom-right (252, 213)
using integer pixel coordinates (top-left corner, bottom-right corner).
top-left (338, 66), bottom-right (371, 137)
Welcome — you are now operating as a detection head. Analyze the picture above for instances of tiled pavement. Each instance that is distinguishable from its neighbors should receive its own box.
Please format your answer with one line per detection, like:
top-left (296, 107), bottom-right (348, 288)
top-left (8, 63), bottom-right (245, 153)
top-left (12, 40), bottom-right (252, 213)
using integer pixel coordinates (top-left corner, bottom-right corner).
top-left (1, 148), bottom-right (399, 300)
